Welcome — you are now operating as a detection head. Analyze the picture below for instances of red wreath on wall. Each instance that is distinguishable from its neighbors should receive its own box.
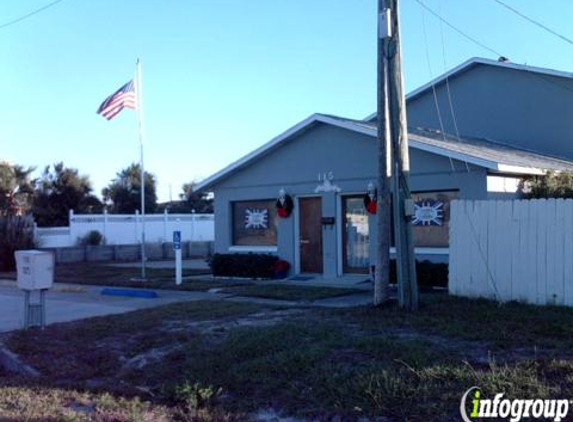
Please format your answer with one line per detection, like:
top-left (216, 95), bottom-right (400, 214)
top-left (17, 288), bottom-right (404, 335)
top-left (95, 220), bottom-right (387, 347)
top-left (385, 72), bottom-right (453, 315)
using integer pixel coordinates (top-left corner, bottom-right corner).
top-left (363, 190), bottom-right (377, 215)
top-left (276, 194), bottom-right (294, 218)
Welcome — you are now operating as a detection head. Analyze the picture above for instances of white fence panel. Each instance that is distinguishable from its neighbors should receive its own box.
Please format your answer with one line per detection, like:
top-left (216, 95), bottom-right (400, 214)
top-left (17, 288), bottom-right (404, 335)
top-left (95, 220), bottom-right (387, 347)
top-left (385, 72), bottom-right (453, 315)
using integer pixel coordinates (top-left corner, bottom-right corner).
top-left (35, 226), bottom-right (72, 248)
top-left (450, 199), bottom-right (573, 307)
top-left (35, 211), bottom-right (214, 247)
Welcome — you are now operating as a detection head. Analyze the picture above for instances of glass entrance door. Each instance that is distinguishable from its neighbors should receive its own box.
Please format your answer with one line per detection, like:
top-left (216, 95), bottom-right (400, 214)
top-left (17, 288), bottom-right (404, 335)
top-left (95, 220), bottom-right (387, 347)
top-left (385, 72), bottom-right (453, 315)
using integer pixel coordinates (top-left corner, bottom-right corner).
top-left (343, 196), bottom-right (370, 273)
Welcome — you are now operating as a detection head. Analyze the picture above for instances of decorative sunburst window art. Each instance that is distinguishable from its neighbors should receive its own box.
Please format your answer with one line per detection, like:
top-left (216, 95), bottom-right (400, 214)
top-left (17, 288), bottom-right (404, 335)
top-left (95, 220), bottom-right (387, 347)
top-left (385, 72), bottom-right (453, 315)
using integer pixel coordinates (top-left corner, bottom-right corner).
top-left (412, 200), bottom-right (444, 226)
top-left (244, 209), bottom-right (268, 229)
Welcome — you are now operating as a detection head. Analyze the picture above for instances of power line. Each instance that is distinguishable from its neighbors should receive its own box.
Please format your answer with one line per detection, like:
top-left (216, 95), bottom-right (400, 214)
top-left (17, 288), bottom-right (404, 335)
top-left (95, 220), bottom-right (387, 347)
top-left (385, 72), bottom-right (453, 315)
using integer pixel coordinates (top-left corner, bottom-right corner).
top-left (419, 5), bottom-right (455, 172)
top-left (488, 0), bottom-right (573, 47)
top-left (413, 0), bottom-right (503, 57)
top-left (437, 0), bottom-right (470, 172)
top-left (415, 0), bottom-right (573, 100)
top-left (0, 0), bottom-right (68, 31)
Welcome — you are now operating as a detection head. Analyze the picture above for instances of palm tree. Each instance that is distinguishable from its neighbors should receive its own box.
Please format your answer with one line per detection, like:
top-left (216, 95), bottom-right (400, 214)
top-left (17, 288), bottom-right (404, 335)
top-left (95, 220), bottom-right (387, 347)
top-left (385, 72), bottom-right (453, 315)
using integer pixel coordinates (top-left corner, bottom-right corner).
top-left (0, 161), bottom-right (35, 216)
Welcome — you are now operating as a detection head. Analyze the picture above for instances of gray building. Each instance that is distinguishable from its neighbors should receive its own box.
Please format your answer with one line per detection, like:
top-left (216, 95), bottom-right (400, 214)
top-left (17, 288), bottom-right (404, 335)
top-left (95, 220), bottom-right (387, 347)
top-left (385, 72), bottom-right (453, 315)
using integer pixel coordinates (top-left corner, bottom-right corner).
top-left (197, 57), bottom-right (573, 279)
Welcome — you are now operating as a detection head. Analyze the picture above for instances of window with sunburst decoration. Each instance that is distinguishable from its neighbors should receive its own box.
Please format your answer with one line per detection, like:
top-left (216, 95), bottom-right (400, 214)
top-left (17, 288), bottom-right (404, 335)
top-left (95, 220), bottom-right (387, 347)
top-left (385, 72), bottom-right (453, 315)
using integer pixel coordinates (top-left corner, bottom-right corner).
top-left (410, 191), bottom-right (458, 247)
top-left (233, 200), bottom-right (277, 246)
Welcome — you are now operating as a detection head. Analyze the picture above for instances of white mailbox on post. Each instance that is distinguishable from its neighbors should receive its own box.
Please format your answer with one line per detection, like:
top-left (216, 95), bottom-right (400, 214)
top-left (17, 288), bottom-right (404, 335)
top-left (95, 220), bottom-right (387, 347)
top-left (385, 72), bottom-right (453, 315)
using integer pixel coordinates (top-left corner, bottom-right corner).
top-left (15, 250), bottom-right (54, 329)
top-left (15, 250), bottom-right (54, 290)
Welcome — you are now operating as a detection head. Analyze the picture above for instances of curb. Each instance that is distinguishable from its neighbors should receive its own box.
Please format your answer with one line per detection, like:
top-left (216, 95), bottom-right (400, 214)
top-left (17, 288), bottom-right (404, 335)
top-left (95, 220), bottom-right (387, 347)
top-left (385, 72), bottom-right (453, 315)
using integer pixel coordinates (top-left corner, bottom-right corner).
top-left (0, 341), bottom-right (40, 377)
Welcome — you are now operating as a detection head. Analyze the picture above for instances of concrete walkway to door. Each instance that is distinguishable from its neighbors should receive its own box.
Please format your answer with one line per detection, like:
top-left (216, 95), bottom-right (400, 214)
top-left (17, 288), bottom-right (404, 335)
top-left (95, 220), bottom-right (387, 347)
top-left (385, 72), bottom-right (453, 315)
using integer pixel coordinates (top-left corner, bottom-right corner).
top-left (269, 274), bottom-right (373, 289)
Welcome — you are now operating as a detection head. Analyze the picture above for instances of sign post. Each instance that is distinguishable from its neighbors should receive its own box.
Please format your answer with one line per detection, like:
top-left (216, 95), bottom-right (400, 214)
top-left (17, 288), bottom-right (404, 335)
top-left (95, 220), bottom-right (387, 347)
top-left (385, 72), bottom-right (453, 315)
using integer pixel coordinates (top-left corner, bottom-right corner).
top-left (173, 230), bottom-right (182, 285)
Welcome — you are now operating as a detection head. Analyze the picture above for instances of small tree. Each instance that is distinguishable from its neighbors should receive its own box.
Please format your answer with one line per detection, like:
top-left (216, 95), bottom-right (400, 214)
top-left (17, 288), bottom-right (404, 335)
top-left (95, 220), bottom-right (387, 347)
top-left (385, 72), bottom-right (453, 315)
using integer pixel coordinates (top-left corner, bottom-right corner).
top-left (77, 230), bottom-right (104, 246)
top-left (32, 162), bottom-right (103, 226)
top-left (518, 171), bottom-right (573, 199)
top-left (0, 162), bottom-right (35, 216)
top-left (180, 182), bottom-right (213, 213)
top-left (158, 182), bottom-right (213, 213)
top-left (103, 163), bottom-right (157, 214)
top-left (0, 215), bottom-right (35, 271)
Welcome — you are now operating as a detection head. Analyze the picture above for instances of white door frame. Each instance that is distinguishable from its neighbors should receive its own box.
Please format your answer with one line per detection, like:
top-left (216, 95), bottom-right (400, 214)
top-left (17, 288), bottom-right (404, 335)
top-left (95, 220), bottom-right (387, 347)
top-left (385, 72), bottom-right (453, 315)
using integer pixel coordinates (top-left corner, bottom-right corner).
top-left (338, 191), bottom-right (370, 276)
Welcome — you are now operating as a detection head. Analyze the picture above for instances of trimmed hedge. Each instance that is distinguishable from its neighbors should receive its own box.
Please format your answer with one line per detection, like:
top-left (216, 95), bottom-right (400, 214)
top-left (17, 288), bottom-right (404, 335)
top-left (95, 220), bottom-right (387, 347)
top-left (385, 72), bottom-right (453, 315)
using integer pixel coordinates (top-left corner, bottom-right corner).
top-left (388, 259), bottom-right (448, 289)
top-left (210, 253), bottom-right (448, 286)
top-left (209, 253), bottom-right (279, 279)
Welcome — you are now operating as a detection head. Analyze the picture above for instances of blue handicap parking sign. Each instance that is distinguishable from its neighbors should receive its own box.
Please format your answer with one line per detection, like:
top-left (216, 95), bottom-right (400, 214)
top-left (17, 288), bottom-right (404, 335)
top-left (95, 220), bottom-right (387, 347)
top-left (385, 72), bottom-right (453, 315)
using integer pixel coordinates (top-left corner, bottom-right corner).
top-left (173, 230), bottom-right (181, 250)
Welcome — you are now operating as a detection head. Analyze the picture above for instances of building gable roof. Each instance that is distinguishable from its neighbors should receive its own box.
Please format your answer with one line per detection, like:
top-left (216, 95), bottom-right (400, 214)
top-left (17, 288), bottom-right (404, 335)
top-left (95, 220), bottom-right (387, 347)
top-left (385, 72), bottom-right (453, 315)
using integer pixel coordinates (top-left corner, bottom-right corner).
top-left (196, 113), bottom-right (573, 191)
top-left (363, 57), bottom-right (573, 121)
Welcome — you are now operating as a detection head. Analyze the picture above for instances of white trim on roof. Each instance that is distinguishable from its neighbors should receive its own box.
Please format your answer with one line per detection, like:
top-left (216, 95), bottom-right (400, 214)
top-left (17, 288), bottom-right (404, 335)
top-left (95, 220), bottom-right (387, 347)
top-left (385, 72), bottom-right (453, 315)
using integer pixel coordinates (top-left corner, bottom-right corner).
top-left (363, 57), bottom-right (573, 121)
top-left (497, 164), bottom-right (544, 175)
top-left (195, 113), bottom-right (547, 191)
top-left (195, 114), bottom-right (376, 191)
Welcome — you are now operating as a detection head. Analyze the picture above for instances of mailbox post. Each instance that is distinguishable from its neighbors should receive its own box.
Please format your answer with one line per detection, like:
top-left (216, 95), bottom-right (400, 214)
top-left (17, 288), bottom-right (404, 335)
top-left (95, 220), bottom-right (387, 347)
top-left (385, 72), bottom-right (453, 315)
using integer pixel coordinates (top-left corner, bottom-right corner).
top-left (173, 230), bottom-right (182, 285)
top-left (15, 250), bottom-right (54, 329)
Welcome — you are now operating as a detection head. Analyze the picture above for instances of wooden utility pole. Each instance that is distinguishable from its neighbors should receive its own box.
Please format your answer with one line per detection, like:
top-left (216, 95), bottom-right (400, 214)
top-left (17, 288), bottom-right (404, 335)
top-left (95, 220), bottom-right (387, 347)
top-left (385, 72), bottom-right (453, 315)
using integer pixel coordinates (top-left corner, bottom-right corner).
top-left (380, 0), bottom-right (418, 311)
top-left (373, 0), bottom-right (392, 306)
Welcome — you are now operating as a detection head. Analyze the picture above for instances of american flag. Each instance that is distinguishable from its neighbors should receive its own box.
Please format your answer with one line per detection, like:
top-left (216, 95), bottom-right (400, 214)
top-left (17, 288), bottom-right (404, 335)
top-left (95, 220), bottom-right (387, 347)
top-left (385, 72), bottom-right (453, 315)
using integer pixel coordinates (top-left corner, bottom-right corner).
top-left (97, 80), bottom-right (136, 120)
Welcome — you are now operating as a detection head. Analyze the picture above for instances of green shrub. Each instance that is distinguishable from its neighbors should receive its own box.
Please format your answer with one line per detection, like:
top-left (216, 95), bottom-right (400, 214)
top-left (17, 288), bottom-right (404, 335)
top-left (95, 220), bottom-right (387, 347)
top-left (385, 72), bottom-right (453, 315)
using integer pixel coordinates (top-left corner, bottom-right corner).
top-left (387, 260), bottom-right (448, 289)
top-left (77, 230), bottom-right (104, 246)
top-left (0, 215), bottom-right (36, 271)
top-left (209, 253), bottom-right (279, 278)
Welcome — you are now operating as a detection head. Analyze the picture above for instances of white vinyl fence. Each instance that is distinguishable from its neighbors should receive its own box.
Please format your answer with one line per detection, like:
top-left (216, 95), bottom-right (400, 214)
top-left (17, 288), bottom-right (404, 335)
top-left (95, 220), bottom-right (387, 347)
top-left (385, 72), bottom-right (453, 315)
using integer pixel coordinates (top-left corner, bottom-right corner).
top-left (35, 210), bottom-right (214, 248)
top-left (449, 199), bottom-right (573, 306)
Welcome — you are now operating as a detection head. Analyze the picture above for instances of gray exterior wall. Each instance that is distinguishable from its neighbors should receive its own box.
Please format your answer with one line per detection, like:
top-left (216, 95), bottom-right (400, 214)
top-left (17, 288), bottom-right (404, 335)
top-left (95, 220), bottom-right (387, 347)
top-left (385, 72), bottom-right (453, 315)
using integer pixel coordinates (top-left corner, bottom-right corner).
top-left (407, 63), bottom-right (573, 160)
top-left (212, 123), bottom-right (488, 277)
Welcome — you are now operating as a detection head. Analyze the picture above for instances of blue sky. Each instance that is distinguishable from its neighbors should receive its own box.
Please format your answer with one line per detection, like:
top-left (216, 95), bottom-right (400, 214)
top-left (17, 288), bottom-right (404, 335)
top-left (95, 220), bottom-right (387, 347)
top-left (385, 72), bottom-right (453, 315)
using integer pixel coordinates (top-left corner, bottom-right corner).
top-left (2, 0), bottom-right (573, 202)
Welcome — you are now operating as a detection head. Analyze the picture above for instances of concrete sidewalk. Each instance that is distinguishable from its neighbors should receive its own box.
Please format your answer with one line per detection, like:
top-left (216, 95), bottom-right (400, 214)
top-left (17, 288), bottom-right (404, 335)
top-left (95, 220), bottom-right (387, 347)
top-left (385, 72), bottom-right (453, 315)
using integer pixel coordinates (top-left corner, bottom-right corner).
top-left (0, 278), bottom-right (377, 333)
top-left (0, 282), bottom-right (222, 333)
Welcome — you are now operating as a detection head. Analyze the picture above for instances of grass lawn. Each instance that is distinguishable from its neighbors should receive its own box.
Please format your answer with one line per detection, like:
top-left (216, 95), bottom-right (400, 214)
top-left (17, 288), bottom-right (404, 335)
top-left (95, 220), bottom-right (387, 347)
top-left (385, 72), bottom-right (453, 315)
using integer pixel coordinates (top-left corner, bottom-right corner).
top-left (220, 283), bottom-right (365, 301)
top-left (52, 262), bottom-right (253, 292)
top-left (3, 294), bottom-right (573, 421)
top-left (53, 263), bottom-right (366, 300)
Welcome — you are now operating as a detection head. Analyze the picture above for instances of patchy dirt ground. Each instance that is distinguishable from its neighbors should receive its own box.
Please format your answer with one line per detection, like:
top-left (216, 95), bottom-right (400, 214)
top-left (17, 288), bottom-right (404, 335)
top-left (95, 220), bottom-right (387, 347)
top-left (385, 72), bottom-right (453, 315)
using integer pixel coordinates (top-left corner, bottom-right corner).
top-left (3, 295), bottom-right (573, 421)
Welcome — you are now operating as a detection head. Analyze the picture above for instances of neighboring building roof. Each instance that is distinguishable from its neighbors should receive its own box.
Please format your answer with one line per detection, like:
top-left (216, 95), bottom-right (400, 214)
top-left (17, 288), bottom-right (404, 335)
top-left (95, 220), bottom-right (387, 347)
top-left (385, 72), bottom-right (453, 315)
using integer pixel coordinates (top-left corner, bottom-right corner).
top-left (196, 113), bottom-right (573, 191)
top-left (363, 57), bottom-right (573, 121)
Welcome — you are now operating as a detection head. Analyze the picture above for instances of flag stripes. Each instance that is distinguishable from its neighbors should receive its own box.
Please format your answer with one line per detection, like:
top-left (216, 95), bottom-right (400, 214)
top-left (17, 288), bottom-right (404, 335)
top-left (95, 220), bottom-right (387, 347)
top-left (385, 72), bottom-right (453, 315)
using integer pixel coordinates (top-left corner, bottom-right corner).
top-left (97, 80), bottom-right (136, 120)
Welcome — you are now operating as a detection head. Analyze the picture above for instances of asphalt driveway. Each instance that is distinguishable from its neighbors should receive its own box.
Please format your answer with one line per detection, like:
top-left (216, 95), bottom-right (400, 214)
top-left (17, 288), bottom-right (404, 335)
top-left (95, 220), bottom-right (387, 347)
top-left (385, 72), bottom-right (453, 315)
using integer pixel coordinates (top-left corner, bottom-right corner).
top-left (0, 281), bottom-right (216, 333)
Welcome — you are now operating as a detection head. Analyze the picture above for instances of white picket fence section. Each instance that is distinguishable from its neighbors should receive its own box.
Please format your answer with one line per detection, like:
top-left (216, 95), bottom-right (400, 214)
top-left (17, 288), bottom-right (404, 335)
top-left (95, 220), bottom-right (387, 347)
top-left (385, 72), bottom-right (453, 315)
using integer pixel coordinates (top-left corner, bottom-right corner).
top-left (35, 210), bottom-right (214, 248)
top-left (449, 199), bottom-right (573, 306)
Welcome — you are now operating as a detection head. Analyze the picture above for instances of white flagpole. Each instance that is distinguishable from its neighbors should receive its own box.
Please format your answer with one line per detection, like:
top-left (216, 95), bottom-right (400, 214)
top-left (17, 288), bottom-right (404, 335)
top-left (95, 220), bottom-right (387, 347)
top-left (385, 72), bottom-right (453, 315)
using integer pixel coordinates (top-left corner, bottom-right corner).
top-left (135, 58), bottom-right (146, 280)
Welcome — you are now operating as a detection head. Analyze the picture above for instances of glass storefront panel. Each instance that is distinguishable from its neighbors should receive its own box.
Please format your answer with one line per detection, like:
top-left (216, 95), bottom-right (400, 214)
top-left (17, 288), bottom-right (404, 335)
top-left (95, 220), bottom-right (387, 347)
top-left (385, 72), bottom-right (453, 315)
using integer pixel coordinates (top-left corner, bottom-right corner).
top-left (343, 196), bottom-right (370, 272)
top-left (342, 190), bottom-right (457, 273)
